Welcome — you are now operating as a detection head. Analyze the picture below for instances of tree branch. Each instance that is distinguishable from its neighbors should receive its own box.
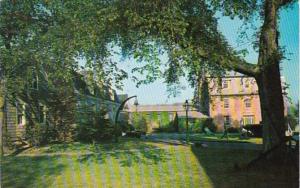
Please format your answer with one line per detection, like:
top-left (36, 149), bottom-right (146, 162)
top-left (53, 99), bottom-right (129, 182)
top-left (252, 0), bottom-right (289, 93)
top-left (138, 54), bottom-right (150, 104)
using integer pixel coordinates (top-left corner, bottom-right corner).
top-left (279, 0), bottom-right (296, 7)
top-left (229, 58), bottom-right (258, 76)
top-left (217, 55), bottom-right (259, 77)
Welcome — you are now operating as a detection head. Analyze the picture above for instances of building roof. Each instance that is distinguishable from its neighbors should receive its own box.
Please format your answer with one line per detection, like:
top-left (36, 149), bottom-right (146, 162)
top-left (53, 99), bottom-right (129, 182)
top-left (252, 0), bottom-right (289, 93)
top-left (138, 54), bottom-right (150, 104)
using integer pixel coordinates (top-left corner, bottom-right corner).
top-left (126, 103), bottom-right (188, 112)
top-left (177, 111), bottom-right (208, 119)
top-left (206, 71), bottom-right (248, 78)
top-left (126, 103), bottom-right (208, 118)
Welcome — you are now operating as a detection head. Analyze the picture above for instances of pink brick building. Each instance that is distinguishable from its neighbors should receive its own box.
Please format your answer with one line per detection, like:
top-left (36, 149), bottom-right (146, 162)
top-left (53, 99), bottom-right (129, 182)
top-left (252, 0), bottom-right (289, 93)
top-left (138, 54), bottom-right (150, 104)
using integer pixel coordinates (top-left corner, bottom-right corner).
top-left (207, 72), bottom-right (288, 131)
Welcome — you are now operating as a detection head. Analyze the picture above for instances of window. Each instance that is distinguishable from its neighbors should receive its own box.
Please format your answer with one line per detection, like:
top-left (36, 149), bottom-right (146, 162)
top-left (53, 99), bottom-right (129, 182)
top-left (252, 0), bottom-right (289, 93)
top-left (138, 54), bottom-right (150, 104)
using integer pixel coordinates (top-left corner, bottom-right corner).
top-left (244, 99), bottom-right (251, 108)
top-left (224, 116), bottom-right (231, 125)
top-left (243, 115), bottom-right (254, 125)
top-left (17, 114), bottom-right (23, 125)
top-left (245, 82), bottom-right (249, 88)
top-left (16, 102), bottom-right (24, 125)
top-left (224, 98), bottom-right (229, 108)
top-left (222, 80), bottom-right (229, 88)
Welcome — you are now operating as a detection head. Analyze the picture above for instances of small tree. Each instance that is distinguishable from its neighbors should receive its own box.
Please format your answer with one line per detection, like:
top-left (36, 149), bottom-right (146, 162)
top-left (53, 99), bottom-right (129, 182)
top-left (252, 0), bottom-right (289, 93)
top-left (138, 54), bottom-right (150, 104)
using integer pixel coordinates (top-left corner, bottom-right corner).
top-left (76, 107), bottom-right (114, 142)
top-left (173, 113), bottom-right (179, 132)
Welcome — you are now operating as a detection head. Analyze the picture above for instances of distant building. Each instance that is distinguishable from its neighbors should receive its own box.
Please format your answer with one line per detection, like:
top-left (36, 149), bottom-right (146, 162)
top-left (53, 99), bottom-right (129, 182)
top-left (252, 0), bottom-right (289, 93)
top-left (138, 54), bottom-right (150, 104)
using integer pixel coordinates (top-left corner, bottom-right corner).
top-left (126, 103), bottom-right (208, 132)
top-left (203, 71), bottom-right (288, 131)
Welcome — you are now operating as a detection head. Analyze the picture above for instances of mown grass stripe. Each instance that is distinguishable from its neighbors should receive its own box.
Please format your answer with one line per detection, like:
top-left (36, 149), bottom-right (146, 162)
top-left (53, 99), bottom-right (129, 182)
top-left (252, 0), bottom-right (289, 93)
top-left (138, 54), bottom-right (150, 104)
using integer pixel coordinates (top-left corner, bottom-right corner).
top-left (180, 146), bottom-right (192, 187)
top-left (52, 156), bottom-right (60, 188)
top-left (105, 154), bottom-right (114, 187)
top-left (126, 152), bottom-right (137, 187)
top-left (83, 156), bottom-right (94, 188)
top-left (110, 154), bottom-right (123, 188)
top-left (140, 153), bottom-right (153, 188)
top-left (160, 149), bottom-right (171, 188)
top-left (61, 156), bottom-right (70, 188)
top-left (184, 148), bottom-right (195, 188)
top-left (172, 147), bottom-right (185, 188)
top-left (165, 147), bottom-right (177, 188)
top-left (116, 156), bottom-right (126, 188)
top-left (136, 152), bottom-right (146, 188)
top-left (89, 155), bottom-right (99, 188)
top-left (148, 152), bottom-right (160, 188)
top-left (98, 155), bottom-right (107, 188)
top-left (92, 154), bottom-right (102, 187)
top-left (73, 156), bottom-right (85, 187)
top-left (66, 156), bottom-right (77, 187)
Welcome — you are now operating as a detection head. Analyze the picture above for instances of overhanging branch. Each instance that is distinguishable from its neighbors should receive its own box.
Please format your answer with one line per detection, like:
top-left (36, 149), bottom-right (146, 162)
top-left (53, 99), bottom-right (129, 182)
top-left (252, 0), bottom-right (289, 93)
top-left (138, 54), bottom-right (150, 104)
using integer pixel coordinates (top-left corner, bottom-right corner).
top-left (279, 0), bottom-right (296, 7)
top-left (227, 57), bottom-right (258, 76)
top-left (215, 55), bottom-right (258, 77)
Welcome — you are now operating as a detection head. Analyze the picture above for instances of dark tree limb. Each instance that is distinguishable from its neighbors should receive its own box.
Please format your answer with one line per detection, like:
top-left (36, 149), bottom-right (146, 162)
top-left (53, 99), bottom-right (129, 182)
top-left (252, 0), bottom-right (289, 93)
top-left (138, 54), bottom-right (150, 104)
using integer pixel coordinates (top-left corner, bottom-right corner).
top-left (278, 0), bottom-right (296, 7)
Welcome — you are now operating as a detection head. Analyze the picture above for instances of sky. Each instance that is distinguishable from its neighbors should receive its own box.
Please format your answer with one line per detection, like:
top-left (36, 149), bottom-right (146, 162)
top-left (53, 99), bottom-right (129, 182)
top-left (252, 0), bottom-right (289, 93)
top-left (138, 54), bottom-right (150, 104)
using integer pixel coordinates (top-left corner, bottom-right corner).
top-left (115, 3), bottom-right (299, 105)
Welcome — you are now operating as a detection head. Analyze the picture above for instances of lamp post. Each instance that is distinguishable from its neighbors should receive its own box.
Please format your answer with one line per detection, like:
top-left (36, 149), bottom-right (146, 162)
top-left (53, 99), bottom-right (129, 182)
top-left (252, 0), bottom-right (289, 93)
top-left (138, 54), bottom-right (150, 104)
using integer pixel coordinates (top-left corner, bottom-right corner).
top-left (114, 95), bottom-right (137, 142)
top-left (134, 97), bottom-right (139, 112)
top-left (183, 99), bottom-right (191, 143)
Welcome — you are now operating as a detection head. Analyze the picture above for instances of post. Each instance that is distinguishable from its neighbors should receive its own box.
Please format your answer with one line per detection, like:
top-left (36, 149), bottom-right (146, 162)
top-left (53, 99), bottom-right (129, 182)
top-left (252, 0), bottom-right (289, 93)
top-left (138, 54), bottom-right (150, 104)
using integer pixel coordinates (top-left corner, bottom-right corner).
top-left (185, 100), bottom-right (189, 143)
top-left (114, 95), bottom-right (137, 142)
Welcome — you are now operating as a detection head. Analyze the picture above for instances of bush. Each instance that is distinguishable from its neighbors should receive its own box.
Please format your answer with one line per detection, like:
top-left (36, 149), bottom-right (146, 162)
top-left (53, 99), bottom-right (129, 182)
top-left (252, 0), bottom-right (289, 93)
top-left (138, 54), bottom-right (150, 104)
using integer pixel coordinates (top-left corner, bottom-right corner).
top-left (75, 109), bottom-right (114, 142)
top-left (119, 121), bottom-right (134, 132)
top-left (227, 127), bottom-right (239, 133)
top-left (173, 113), bottom-right (179, 132)
top-left (125, 130), bottom-right (146, 138)
top-left (133, 116), bottom-right (148, 132)
top-left (153, 123), bottom-right (176, 133)
top-left (201, 118), bottom-right (216, 133)
top-left (243, 124), bottom-right (262, 137)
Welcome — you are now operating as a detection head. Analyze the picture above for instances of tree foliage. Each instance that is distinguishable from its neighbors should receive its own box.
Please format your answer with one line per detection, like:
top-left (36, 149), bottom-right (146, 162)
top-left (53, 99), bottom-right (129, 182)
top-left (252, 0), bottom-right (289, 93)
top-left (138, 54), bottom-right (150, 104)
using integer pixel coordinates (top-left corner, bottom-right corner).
top-left (0, 0), bottom-right (297, 151)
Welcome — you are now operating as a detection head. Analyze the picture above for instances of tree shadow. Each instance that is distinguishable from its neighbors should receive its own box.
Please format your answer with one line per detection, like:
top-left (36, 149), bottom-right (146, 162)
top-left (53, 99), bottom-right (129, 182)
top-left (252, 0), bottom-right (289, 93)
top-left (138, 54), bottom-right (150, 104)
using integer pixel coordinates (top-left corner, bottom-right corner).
top-left (76, 141), bottom-right (170, 167)
top-left (191, 145), bottom-right (299, 188)
top-left (2, 155), bottom-right (66, 188)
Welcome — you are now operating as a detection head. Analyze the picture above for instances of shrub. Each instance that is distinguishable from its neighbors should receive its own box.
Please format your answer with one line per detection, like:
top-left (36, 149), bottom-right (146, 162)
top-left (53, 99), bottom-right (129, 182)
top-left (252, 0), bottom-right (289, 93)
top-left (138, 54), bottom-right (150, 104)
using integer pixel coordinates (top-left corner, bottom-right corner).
top-left (227, 127), bottom-right (239, 133)
top-left (136, 117), bottom-right (148, 132)
top-left (201, 118), bottom-right (216, 133)
top-left (153, 122), bottom-right (176, 133)
top-left (75, 109), bottom-right (114, 142)
top-left (243, 124), bottom-right (262, 137)
top-left (119, 121), bottom-right (134, 132)
top-left (173, 113), bottom-right (179, 132)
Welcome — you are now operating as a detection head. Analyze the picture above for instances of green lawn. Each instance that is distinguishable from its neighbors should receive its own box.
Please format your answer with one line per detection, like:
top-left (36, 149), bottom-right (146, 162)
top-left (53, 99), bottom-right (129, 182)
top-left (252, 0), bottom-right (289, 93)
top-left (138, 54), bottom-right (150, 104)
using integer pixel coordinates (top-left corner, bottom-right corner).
top-left (189, 133), bottom-right (263, 144)
top-left (2, 138), bottom-right (298, 188)
top-left (148, 133), bottom-right (263, 144)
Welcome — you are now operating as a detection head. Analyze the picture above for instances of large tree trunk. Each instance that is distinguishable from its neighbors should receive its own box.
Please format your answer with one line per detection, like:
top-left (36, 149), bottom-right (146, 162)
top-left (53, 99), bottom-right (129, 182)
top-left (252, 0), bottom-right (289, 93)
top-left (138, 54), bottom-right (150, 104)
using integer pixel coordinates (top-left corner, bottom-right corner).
top-left (256, 0), bottom-right (286, 153)
top-left (256, 65), bottom-right (285, 152)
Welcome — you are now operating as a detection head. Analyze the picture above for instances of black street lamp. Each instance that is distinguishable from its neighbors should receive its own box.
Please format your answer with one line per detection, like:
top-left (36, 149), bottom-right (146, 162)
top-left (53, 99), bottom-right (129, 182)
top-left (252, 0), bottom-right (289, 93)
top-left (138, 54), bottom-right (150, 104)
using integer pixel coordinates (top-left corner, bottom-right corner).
top-left (183, 99), bottom-right (192, 143)
top-left (134, 97), bottom-right (139, 112)
top-left (114, 95), bottom-right (137, 142)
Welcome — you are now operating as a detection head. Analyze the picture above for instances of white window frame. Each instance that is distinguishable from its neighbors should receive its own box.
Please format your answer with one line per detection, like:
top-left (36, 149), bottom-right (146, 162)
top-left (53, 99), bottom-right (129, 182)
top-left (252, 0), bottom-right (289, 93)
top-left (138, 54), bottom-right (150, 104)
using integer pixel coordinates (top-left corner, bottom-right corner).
top-left (222, 80), bottom-right (230, 89)
top-left (224, 115), bottom-right (231, 125)
top-left (243, 115), bottom-right (254, 125)
top-left (244, 99), bottom-right (251, 108)
top-left (224, 98), bottom-right (229, 108)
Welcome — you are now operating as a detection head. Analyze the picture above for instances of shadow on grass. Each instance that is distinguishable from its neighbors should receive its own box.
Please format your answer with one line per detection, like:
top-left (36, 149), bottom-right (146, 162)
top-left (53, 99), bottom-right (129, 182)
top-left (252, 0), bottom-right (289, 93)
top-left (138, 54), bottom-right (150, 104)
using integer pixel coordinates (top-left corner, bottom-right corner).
top-left (2, 156), bottom-right (66, 188)
top-left (191, 146), bottom-right (299, 188)
top-left (76, 141), bottom-right (170, 167)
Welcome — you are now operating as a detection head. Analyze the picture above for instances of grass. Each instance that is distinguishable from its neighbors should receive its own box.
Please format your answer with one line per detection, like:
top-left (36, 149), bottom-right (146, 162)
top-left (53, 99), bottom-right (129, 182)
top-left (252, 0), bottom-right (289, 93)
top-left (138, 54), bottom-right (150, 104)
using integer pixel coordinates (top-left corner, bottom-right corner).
top-left (149, 133), bottom-right (263, 144)
top-left (2, 138), bottom-right (298, 188)
top-left (189, 133), bottom-right (263, 144)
